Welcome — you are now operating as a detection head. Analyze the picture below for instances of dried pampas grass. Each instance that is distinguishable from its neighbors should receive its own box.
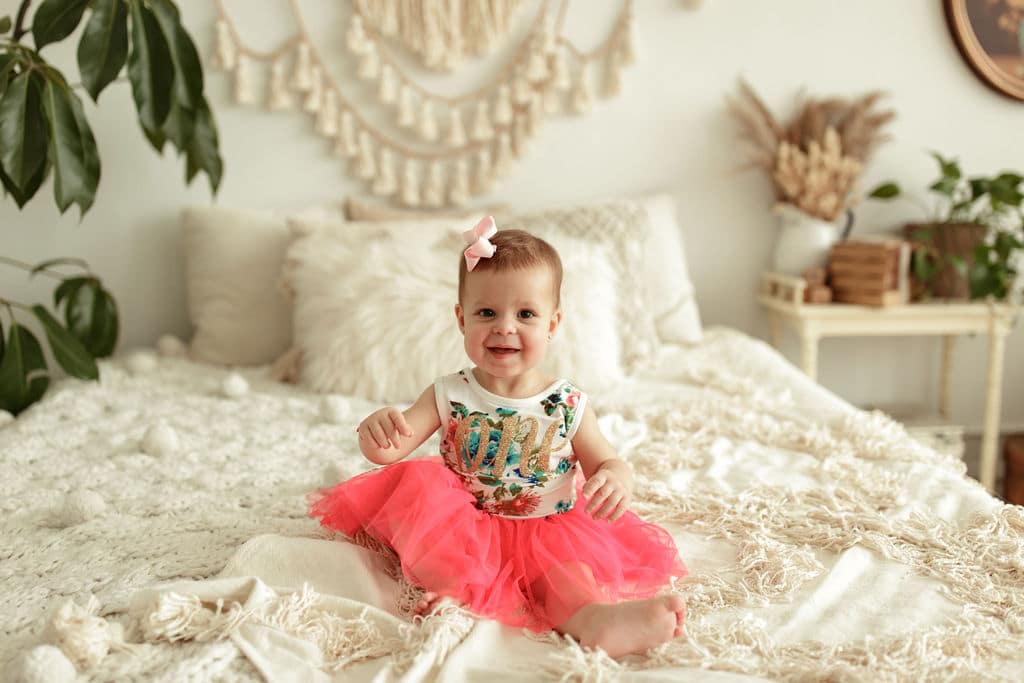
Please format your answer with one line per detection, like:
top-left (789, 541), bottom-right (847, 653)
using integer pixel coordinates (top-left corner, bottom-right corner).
top-left (727, 80), bottom-right (895, 221)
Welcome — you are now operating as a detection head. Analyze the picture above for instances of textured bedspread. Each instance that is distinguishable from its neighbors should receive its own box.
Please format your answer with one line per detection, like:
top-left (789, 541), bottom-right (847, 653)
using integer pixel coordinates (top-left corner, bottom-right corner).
top-left (2, 328), bottom-right (1022, 681)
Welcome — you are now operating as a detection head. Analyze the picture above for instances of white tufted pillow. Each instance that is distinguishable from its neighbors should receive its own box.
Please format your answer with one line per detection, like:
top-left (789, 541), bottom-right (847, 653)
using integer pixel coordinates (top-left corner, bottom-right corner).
top-left (283, 225), bottom-right (630, 402)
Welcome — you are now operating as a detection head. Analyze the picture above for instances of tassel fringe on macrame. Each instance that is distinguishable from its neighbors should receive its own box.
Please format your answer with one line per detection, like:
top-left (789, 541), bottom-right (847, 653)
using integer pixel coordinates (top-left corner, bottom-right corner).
top-left (210, 0), bottom-right (637, 207)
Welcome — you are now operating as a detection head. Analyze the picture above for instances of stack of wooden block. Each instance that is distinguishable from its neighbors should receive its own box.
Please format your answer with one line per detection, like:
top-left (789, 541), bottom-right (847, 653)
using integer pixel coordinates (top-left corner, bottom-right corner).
top-left (801, 267), bottom-right (832, 303)
top-left (827, 238), bottom-right (910, 306)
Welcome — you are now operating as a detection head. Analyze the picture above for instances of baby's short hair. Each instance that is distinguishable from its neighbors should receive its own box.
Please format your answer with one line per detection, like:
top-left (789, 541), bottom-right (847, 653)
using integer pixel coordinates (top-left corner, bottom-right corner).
top-left (458, 228), bottom-right (563, 306)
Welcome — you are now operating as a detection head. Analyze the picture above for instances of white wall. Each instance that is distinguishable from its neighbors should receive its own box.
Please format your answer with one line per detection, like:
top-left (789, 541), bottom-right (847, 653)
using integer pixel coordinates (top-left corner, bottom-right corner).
top-left (1, 0), bottom-right (1021, 431)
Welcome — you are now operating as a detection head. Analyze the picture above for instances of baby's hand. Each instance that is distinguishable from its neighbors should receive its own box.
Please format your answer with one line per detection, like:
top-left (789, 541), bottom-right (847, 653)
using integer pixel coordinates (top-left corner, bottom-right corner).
top-left (581, 461), bottom-right (633, 522)
top-left (357, 407), bottom-right (414, 451)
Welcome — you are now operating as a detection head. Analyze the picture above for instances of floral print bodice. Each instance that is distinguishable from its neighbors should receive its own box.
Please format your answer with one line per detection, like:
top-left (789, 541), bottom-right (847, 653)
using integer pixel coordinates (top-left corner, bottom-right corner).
top-left (433, 369), bottom-right (587, 518)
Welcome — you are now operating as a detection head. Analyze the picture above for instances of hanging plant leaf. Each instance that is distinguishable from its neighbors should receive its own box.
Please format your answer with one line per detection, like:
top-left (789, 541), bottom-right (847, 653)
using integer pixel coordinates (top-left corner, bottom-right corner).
top-left (0, 157), bottom-right (50, 208)
top-left (150, 0), bottom-right (203, 110)
top-left (184, 96), bottom-right (222, 192)
top-left (77, 0), bottom-right (129, 102)
top-left (161, 96), bottom-right (194, 149)
top-left (32, 0), bottom-right (90, 50)
top-left (65, 279), bottom-right (119, 357)
top-left (68, 87), bottom-right (100, 185)
top-left (41, 75), bottom-right (97, 214)
top-left (0, 71), bottom-right (49, 192)
top-left (31, 304), bottom-right (98, 380)
top-left (0, 15), bottom-right (12, 35)
top-left (0, 323), bottom-right (50, 416)
top-left (126, 0), bottom-right (173, 141)
top-left (54, 276), bottom-right (89, 308)
top-left (0, 54), bottom-right (16, 98)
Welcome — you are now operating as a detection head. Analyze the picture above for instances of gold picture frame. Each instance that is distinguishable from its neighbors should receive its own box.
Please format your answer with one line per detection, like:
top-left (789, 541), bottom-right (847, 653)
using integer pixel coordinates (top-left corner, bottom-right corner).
top-left (944, 0), bottom-right (1024, 101)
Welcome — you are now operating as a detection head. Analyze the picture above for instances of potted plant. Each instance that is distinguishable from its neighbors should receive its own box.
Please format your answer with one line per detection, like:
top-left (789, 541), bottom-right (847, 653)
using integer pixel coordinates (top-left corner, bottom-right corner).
top-left (0, 0), bottom-right (223, 416)
top-left (868, 152), bottom-right (1023, 301)
top-left (727, 80), bottom-right (896, 275)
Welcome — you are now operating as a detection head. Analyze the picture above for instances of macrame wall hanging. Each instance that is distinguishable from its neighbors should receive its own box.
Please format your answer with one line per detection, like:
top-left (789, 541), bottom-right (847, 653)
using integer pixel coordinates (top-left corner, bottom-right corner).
top-left (210, 0), bottom-right (636, 207)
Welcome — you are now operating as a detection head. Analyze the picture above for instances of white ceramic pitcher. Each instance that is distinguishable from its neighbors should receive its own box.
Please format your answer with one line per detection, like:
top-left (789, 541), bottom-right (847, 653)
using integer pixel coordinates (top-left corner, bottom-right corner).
top-left (771, 204), bottom-right (852, 276)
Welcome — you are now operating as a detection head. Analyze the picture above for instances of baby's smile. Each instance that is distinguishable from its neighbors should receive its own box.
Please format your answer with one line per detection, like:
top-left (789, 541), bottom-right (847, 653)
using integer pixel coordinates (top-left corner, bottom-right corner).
top-left (488, 346), bottom-right (520, 356)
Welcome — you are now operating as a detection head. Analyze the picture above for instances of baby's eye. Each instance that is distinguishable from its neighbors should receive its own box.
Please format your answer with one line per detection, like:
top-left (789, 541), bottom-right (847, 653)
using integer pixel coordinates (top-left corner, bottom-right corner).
top-left (518, 310), bottom-right (536, 319)
top-left (477, 309), bottom-right (495, 317)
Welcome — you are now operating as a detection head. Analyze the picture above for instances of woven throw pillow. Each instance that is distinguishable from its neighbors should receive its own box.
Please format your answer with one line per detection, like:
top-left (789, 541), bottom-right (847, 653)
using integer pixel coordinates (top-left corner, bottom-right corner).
top-left (639, 193), bottom-right (703, 344)
top-left (182, 203), bottom-right (345, 366)
top-left (282, 225), bottom-right (624, 402)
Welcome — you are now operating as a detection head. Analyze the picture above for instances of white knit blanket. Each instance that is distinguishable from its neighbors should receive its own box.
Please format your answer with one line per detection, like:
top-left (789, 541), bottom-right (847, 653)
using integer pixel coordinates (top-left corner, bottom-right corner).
top-left (3, 328), bottom-right (1023, 681)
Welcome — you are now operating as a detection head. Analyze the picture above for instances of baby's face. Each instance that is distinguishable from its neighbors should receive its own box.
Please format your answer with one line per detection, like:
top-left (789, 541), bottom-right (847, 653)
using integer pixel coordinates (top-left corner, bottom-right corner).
top-left (456, 265), bottom-right (561, 379)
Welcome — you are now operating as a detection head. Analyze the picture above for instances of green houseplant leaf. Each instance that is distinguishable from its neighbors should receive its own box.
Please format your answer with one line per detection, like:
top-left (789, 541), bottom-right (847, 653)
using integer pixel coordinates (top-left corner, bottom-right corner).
top-left (0, 322), bottom-right (50, 415)
top-left (126, 0), bottom-right (174, 143)
top-left (62, 278), bottom-right (119, 357)
top-left (868, 182), bottom-right (900, 199)
top-left (32, 0), bottom-right (90, 50)
top-left (0, 70), bottom-right (48, 192)
top-left (31, 304), bottom-right (99, 379)
top-left (0, 158), bottom-right (50, 208)
top-left (77, 0), bottom-right (129, 102)
top-left (0, 54), bottom-right (16, 97)
top-left (0, 15), bottom-right (12, 35)
top-left (41, 73), bottom-right (98, 214)
top-left (185, 97), bottom-right (222, 192)
top-left (150, 0), bottom-right (203, 111)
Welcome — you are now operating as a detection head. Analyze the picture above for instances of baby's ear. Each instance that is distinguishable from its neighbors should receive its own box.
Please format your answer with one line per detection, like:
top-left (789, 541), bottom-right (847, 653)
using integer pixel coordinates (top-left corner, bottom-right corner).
top-left (548, 309), bottom-right (562, 336)
top-left (454, 304), bottom-right (465, 333)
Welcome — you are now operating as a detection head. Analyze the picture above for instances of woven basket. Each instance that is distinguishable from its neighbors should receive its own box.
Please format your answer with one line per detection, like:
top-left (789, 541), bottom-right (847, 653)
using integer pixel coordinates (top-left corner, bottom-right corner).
top-left (903, 222), bottom-right (987, 299)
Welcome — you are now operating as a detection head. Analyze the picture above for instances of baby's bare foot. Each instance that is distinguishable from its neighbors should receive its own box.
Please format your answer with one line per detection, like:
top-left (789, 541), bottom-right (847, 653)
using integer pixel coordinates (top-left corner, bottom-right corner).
top-left (412, 591), bottom-right (463, 617)
top-left (558, 595), bottom-right (686, 658)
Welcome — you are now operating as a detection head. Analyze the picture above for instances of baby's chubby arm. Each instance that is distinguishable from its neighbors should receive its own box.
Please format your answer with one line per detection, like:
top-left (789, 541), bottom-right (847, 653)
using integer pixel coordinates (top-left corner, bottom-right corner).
top-left (356, 386), bottom-right (441, 465)
top-left (572, 406), bottom-right (634, 522)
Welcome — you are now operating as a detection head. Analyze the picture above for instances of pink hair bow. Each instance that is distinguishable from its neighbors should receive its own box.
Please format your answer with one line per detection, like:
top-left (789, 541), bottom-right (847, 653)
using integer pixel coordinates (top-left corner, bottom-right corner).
top-left (463, 216), bottom-right (497, 272)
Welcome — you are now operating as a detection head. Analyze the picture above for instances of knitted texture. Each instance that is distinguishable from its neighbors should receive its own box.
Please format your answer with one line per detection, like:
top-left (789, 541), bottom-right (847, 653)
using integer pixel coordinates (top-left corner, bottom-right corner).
top-left (1, 329), bottom-right (1021, 681)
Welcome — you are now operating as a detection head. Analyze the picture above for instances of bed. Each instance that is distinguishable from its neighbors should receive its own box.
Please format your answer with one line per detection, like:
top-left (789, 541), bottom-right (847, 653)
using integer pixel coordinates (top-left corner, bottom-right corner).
top-left (3, 198), bottom-right (1023, 682)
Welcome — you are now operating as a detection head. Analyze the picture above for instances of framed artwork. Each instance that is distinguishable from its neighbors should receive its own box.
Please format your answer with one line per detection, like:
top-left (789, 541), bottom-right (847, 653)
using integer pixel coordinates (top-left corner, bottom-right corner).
top-left (944, 0), bottom-right (1024, 101)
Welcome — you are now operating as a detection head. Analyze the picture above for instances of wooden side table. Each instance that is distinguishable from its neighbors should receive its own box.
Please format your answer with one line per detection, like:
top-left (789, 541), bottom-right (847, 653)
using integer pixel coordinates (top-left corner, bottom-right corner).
top-left (758, 275), bottom-right (1019, 493)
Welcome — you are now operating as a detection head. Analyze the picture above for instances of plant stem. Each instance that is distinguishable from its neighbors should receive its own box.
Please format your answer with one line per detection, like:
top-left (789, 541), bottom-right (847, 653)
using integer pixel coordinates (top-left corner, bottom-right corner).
top-left (0, 298), bottom-right (32, 313)
top-left (12, 0), bottom-right (31, 43)
top-left (0, 255), bottom-right (78, 280)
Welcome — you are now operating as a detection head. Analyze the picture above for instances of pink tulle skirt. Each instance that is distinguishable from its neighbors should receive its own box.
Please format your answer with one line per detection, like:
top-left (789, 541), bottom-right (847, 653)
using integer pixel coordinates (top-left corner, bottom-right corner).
top-left (308, 456), bottom-right (687, 631)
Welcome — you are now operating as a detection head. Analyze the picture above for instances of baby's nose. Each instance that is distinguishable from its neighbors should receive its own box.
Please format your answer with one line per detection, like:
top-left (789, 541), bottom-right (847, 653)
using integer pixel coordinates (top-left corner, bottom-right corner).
top-left (493, 317), bottom-right (517, 334)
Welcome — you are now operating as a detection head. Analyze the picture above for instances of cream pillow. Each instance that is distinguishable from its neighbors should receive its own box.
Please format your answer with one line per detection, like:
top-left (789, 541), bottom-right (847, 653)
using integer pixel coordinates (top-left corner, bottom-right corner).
top-left (639, 194), bottom-right (703, 344)
top-left (335, 197), bottom-right (659, 366)
top-left (182, 204), bottom-right (346, 366)
top-left (283, 225), bottom-right (624, 402)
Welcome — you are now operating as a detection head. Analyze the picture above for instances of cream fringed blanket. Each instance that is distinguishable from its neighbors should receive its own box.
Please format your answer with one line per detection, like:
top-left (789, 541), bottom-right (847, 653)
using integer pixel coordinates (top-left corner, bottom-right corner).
top-left (2, 328), bottom-right (1022, 681)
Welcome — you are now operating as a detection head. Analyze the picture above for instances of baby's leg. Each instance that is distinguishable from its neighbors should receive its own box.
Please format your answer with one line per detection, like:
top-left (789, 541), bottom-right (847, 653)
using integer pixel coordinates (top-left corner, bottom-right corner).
top-left (533, 561), bottom-right (685, 658)
top-left (413, 590), bottom-right (464, 616)
top-left (555, 595), bottom-right (686, 658)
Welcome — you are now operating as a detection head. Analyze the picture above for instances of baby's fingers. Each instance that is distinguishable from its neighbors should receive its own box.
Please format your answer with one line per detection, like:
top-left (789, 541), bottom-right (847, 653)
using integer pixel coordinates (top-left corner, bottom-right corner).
top-left (386, 422), bottom-right (404, 450)
top-left (367, 421), bottom-right (392, 449)
top-left (389, 409), bottom-right (414, 438)
top-left (581, 471), bottom-right (607, 499)
top-left (608, 500), bottom-right (630, 522)
top-left (594, 492), bottom-right (623, 520)
top-left (584, 483), bottom-right (612, 515)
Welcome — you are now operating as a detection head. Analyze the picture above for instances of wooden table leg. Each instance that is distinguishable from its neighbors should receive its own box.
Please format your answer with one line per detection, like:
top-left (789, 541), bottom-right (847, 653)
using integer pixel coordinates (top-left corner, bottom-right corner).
top-left (768, 312), bottom-right (782, 349)
top-left (940, 335), bottom-right (956, 422)
top-left (800, 328), bottom-right (820, 382)
top-left (980, 313), bottom-right (1011, 493)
